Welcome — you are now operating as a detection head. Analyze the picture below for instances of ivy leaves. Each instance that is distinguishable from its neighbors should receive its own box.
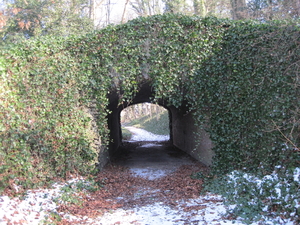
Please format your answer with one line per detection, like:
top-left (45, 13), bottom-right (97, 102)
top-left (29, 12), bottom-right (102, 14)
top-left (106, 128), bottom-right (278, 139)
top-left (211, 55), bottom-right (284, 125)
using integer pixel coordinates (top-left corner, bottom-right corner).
top-left (1, 14), bottom-right (299, 194)
top-left (192, 21), bottom-right (300, 174)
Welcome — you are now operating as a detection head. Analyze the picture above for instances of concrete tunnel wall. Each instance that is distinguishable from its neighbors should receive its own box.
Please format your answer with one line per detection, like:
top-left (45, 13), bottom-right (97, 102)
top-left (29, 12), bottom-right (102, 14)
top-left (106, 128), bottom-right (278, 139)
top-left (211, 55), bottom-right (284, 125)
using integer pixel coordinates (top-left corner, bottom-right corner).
top-left (105, 83), bottom-right (214, 167)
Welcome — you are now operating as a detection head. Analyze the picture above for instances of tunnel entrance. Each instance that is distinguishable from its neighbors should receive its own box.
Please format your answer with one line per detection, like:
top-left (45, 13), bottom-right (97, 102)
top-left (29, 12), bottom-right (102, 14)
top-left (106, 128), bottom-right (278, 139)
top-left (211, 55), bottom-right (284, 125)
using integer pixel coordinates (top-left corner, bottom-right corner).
top-left (102, 82), bottom-right (214, 170)
top-left (113, 102), bottom-right (194, 175)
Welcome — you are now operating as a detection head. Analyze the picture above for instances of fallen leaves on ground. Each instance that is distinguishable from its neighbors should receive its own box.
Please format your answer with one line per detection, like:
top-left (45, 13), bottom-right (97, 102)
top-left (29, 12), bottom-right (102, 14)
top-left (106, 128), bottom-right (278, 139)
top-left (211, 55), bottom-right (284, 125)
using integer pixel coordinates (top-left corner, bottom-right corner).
top-left (57, 163), bottom-right (208, 221)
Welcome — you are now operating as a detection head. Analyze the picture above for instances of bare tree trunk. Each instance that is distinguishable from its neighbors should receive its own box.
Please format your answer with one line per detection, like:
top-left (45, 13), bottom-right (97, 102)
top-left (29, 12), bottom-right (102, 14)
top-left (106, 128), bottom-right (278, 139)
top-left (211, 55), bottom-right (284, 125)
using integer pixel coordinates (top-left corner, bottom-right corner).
top-left (89, 0), bottom-right (93, 20)
top-left (292, 0), bottom-right (300, 17)
top-left (163, 0), bottom-right (188, 14)
top-left (106, 0), bottom-right (111, 25)
top-left (121, 0), bottom-right (130, 23)
top-left (131, 106), bottom-right (136, 119)
top-left (92, 0), bottom-right (106, 28)
top-left (138, 104), bottom-right (143, 117)
top-left (231, 0), bottom-right (247, 20)
top-left (149, 104), bottom-right (152, 118)
top-left (193, 0), bottom-right (206, 16)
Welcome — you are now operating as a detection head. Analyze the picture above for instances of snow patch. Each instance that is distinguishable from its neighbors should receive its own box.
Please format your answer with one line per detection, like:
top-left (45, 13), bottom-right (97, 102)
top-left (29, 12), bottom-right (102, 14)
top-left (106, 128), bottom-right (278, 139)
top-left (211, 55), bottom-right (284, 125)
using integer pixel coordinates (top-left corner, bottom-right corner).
top-left (130, 168), bottom-right (171, 180)
top-left (0, 185), bottom-right (61, 224)
top-left (94, 197), bottom-right (245, 225)
top-left (140, 143), bottom-right (162, 148)
top-left (124, 126), bottom-right (169, 142)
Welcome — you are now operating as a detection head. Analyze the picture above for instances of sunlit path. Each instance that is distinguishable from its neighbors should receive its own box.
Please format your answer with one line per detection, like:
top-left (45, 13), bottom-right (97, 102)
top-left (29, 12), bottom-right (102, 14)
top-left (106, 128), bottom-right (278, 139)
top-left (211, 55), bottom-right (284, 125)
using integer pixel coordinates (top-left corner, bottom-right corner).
top-left (124, 126), bottom-right (169, 142)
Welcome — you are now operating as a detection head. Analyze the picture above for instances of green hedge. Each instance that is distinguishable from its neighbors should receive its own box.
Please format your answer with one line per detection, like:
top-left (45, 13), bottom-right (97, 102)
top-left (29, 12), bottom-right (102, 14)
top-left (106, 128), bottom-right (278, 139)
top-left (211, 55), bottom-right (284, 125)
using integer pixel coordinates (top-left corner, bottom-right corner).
top-left (191, 21), bottom-right (300, 173)
top-left (0, 37), bottom-right (103, 191)
top-left (1, 14), bottom-right (299, 192)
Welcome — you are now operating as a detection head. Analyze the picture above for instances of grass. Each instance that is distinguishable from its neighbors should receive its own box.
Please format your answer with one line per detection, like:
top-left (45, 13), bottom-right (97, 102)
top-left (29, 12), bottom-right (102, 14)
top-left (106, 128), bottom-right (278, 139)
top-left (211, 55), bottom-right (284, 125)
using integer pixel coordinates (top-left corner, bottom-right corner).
top-left (138, 111), bottom-right (169, 135)
top-left (122, 110), bottom-right (170, 138)
top-left (121, 127), bottom-right (132, 140)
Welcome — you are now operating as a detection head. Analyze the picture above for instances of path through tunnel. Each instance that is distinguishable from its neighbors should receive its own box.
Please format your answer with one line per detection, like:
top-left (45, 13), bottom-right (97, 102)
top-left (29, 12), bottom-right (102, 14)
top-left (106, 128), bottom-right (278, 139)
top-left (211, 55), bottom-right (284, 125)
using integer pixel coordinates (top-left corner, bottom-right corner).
top-left (121, 103), bottom-right (170, 141)
top-left (115, 102), bottom-right (198, 177)
top-left (105, 82), bottom-right (214, 169)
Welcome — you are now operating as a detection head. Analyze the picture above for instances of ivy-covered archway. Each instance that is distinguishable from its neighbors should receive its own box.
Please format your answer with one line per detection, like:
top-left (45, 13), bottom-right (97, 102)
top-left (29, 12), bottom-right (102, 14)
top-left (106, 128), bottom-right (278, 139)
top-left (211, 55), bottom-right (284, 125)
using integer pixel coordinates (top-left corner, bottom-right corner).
top-left (1, 14), bottom-right (299, 189)
top-left (106, 81), bottom-right (213, 166)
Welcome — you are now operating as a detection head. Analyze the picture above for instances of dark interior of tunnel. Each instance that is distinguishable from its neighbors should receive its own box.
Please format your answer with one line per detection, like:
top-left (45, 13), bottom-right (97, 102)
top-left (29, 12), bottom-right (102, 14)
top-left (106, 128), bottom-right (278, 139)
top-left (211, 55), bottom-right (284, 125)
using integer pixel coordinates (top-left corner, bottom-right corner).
top-left (105, 82), bottom-right (214, 167)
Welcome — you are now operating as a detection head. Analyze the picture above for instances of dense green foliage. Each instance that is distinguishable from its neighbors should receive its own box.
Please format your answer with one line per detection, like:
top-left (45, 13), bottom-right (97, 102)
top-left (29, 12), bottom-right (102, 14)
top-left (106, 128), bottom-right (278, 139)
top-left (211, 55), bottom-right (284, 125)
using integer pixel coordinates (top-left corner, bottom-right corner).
top-left (195, 167), bottom-right (300, 223)
top-left (191, 20), bottom-right (300, 174)
top-left (1, 0), bottom-right (93, 44)
top-left (0, 37), bottom-right (106, 191)
top-left (1, 14), bottom-right (299, 195)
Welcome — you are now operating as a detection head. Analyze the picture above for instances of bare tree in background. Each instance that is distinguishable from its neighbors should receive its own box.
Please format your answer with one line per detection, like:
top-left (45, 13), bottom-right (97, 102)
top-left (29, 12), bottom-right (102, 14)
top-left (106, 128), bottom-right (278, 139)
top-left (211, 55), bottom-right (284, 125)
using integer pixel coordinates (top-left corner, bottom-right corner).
top-left (89, 0), bottom-right (107, 26)
top-left (1, 0), bottom-right (94, 43)
top-left (193, 0), bottom-right (206, 16)
top-left (163, 0), bottom-right (190, 14)
top-left (92, 0), bottom-right (117, 28)
top-left (121, 103), bottom-right (167, 123)
top-left (231, 0), bottom-right (248, 19)
top-left (121, 0), bottom-right (130, 23)
top-left (205, 0), bottom-right (231, 18)
top-left (130, 0), bottom-right (163, 16)
top-left (247, 0), bottom-right (300, 20)
top-left (89, 0), bottom-right (300, 28)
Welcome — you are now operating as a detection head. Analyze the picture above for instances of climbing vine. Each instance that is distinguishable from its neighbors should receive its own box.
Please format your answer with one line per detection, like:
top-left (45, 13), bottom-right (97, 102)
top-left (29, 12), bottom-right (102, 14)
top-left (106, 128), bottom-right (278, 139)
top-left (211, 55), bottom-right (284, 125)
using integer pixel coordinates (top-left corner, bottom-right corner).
top-left (191, 21), bottom-right (300, 174)
top-left (0, 14), bottom-right (299, 193)
top-left (0, 37), bottom-right (103, 191)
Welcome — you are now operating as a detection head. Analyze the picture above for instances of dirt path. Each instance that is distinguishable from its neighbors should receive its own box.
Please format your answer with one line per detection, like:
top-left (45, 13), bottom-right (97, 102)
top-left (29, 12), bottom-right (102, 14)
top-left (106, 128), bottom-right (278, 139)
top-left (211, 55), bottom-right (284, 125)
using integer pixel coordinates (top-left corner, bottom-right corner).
top-left (56, 141), bottom-right (240, 225)
top-left (0, 139), bottom-right (245, 225)
top-left (1, 129), bottom-right (297, 224)
top-left (114, 141), bottom-right (197, 175)
top-left (123, 127), bottom-right (169, 142)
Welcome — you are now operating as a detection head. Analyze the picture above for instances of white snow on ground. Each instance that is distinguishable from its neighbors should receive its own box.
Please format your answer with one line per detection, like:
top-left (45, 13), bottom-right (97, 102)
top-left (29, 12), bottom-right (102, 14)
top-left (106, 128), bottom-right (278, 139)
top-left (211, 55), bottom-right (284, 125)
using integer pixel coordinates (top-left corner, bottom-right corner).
top-left (124, 126), bottom-right (169, 142)
top-left (0, 184), bottom-right (62, 224)
top-left (1, 127), bottom-right (299, 224)
top-left (129, 142), bottom-right (177, 180)
top-left (1, 167), bottom-right (299, 225)
top-left (1, 171), bottom-right (298, 225)
top-left (130, 167), bottom-right (170, 180)
top-left (140, 143), bottom-right (163, 148)
top-left (94, 195), bottom-right (242, 225)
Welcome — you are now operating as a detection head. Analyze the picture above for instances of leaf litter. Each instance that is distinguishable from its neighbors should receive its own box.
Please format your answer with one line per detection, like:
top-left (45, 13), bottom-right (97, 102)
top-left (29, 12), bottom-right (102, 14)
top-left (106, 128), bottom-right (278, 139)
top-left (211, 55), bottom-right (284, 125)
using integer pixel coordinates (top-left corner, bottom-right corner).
top-left (57, 163), bottom-right (234, 225)
top-left (1, 127), bottom-right (297, 224)
top-left (0, 160), bottom-right (236, 225)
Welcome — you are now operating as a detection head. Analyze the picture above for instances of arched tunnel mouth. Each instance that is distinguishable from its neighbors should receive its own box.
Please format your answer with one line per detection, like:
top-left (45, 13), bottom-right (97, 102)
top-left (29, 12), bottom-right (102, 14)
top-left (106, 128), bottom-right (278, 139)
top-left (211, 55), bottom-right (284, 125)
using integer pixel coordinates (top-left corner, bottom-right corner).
top-left (109, 102), bottom-right (201, 179)
top-left (105, 82), bottom-right (214, 174)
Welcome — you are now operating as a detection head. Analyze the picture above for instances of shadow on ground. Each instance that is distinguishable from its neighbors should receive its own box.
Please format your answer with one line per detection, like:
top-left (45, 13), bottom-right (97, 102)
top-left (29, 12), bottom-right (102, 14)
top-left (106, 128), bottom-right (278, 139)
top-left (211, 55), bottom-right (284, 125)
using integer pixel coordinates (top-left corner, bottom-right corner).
top-left (111, 141), bottom-right (204, 180)
top-left (113, 141), bottom-right (198, 168)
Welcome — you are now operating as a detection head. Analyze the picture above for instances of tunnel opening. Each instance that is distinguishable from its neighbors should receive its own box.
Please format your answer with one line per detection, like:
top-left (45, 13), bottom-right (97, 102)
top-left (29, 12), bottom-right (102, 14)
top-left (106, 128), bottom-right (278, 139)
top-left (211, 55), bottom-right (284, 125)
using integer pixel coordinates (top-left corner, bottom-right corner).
top-left (120, 103), bottom-right (170, 142)
top-left (104, 82), bottom-right (214, 170)
top-left (114, 103), bottom-right (196, 174)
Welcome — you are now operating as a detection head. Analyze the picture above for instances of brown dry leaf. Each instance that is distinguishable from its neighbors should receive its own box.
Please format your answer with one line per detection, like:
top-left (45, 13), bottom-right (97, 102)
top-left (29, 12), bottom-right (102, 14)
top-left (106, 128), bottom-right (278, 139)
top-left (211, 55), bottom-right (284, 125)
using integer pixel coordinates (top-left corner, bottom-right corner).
top-left (183, 205), bottom-right (207, 212)
top-left (25, 21), bottom-right (31, 30)
top-left (18, 21), bottom-right (25, 29)
top-left (12, 8), bottom-right (22, 15)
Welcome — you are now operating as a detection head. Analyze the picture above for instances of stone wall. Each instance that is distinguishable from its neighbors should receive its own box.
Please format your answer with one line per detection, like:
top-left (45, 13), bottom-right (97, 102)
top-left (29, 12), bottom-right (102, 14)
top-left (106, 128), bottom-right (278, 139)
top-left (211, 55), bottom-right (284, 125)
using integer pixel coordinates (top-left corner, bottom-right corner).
top-left (84, 101), bottom-right (109, 170)
top-left (170, 107), bottom-right (214, 166)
